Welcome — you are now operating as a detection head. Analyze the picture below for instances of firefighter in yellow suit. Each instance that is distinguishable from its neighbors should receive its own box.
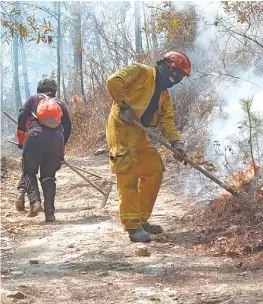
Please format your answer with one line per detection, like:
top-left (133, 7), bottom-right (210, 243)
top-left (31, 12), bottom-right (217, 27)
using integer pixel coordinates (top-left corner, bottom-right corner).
top-left (106, 51), bottom-right (192, 242)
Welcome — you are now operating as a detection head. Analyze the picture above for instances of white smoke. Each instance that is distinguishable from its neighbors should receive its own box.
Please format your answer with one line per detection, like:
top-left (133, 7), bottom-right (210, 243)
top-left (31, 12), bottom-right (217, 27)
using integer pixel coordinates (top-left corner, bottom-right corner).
top-left (189, 2), bottom-right (263, 170)
top-left (206, 71), bottom-right (263, 176)
top-left (209, 73), bottom-right (263, 147)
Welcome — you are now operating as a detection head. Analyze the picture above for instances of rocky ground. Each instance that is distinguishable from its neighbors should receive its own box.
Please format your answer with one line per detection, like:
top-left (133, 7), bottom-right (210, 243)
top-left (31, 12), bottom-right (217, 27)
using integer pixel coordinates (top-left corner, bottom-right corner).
top-left (1, 154), bottom-right (263, 304)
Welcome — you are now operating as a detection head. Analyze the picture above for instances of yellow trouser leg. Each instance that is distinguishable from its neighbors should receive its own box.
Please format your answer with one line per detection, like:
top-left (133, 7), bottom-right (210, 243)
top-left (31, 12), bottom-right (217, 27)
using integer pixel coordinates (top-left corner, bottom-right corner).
top-left (106, 111), bottom-right (162, 230)
top-left (116, 169), bottom-right (141, 229)
top-left (137, 142), bottom-right (164, 225)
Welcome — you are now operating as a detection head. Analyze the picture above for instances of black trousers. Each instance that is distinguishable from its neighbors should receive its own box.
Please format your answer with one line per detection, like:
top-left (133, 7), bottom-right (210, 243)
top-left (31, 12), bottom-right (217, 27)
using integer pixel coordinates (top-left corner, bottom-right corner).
top-left (22, 128), bottom-right (63, 207)
top-left (17, 171), bottom-right (26, 191)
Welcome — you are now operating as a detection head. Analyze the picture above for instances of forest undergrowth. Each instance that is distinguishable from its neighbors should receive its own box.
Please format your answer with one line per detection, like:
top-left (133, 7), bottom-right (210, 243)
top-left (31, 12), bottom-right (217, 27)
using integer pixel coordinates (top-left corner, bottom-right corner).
top-left (185, 162), bottom-right (263, 267)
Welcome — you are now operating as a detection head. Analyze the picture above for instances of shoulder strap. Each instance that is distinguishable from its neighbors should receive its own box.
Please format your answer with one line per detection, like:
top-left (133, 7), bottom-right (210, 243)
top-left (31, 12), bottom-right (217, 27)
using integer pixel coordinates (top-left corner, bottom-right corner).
top-left (54, 98), bottom-right (62, 106)
top-left (31, 94), bottom-right (49, 119)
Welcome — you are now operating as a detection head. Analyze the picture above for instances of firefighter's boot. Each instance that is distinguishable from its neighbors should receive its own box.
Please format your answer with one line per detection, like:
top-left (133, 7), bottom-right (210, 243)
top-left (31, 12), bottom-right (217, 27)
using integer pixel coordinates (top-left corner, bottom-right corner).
top-left (27, 201), bottom-right (42, 217)
top-left (41, 178), bottom-right (56, 222)
top-left (127, 227), bottom-right (151, 242)
top-left (26, 174), bottom-right (42, 217)
top-left (141, 222), bottom-right (163, 234)
top-left (15, 189), bottom-right (26, 211)
top-left (45, 214), bottom-right (56, 222)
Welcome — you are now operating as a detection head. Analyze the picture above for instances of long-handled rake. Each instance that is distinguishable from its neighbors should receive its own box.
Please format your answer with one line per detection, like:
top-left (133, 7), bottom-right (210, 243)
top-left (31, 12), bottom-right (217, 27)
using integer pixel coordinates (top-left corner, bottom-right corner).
top-left (132, 119), bottom-right (238, 196)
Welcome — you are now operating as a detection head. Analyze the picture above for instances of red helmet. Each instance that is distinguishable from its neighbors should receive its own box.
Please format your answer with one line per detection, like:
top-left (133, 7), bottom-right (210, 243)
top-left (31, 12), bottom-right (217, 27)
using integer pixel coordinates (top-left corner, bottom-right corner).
top-left (163, 51), bottom-right (191, 76)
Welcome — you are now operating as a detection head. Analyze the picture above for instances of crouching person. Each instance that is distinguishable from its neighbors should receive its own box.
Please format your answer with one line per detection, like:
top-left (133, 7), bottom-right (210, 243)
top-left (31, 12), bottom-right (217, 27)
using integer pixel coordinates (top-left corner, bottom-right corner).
top-left (17, 77), bottom-right (72, 221)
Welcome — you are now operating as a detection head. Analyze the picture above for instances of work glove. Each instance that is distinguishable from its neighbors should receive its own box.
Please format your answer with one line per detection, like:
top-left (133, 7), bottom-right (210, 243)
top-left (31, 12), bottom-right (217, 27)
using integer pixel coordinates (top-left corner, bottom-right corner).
top-left (120, 101), bottom-right (137, 124)
top-left (170, 140), bottom-right (187, 165)
top-left (17, 130), bottom-right (25, 150)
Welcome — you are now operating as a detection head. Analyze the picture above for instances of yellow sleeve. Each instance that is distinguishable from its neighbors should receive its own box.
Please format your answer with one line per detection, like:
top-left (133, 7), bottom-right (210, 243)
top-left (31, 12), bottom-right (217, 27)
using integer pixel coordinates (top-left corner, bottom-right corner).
top-left (159, 92), bottom-right (181, 142)
top-left (107, 63), bottom-right (142, 105)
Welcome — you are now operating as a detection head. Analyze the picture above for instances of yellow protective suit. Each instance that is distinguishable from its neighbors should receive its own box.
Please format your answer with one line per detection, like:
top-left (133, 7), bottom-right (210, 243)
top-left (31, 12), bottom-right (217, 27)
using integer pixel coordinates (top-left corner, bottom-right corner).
top-left (106, 63), bottom-right (181, 229)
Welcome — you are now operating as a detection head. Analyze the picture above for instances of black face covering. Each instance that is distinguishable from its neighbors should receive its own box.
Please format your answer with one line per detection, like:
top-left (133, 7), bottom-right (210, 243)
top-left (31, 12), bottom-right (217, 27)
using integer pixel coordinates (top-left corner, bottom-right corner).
top-left (156, 64), bottom-right (182, 89)
top-left (167, 75), bottom-right (181, 87)
top-left (140, 66), bottom-right (183, 127)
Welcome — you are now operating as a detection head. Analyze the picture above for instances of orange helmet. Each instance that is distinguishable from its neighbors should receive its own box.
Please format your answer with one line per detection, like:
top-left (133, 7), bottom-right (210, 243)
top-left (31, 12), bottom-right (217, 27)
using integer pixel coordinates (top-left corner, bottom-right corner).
top-left (163, 51), bottom-right (191, 76)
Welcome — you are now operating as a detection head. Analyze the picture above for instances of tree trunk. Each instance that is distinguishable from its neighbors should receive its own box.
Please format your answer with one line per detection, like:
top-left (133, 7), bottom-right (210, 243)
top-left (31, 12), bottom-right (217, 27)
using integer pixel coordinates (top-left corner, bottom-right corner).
top-left (135, 1), bottom-right (142, 54)
top-left (60, 35), bottom-right (68, 104)
top-left (0, 21), bottom-right (4, 133)
top-left (142, 2), bottom-right (150, 53)
top-left (20, 40), bottom-right (30, 98)
top-left (60, 17), bottom-right (67, 104)
top-left (0, 17), bottom-right (3, 108)
top-left (12, 2), bottom-right (22, 115)
top-left (72, 6), bottom-right (86, 101)
top-left (94, 27), bottom-right (103, 62)
top-left (0, 61), bottom-right (3, 110)
top-left (80, 45), bottom-right (86, 102)
top-left (57, 1), bottom-right (61, 99)
top-left (121, 8), bottom-right (129, 65)
top-left (61, 64), bottom-right (67, 103)
top-left (12, 37), bottom-right (22, 115)
top-left (72, 11), bottom-right (81, 95)
top-left (150, 5), bottom-right (158, 62)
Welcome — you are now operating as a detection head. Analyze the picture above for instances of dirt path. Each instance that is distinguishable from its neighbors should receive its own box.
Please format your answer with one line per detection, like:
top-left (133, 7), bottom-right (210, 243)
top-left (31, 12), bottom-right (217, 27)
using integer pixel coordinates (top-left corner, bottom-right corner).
top-left (1, 155), bottom-right (263, 304)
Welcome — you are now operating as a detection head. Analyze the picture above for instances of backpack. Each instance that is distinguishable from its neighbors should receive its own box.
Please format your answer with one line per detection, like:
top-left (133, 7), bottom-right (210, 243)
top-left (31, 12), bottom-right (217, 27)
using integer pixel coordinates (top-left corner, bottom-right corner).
top-left (33, 94), bottom-right (62, 128)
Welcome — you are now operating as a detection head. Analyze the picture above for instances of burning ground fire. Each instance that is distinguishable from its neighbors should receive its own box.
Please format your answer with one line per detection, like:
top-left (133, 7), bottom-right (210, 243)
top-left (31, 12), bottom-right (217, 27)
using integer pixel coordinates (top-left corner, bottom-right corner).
top-left (73, 94), bottom-right (83, 103)
top-left (187, 161), bottom-right (263, 266)
top-left (218, 161), bottom-right (263, 200)
top-left (229, 161), bottom-right (261, 193)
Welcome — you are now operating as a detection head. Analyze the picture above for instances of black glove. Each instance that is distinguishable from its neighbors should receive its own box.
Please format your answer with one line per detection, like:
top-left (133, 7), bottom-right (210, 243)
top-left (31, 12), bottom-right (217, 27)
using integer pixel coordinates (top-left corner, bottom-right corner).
top-left (18, 144), bottom-right (23, 150)
top-left (120, 101), bottom-right (137, 123)
top-left (170, 140), bottom-right (187, 165)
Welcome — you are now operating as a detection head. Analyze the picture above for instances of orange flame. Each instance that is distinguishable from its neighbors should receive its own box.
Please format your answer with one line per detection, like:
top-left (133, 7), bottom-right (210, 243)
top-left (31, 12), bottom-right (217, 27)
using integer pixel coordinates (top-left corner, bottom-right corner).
top-left (73, 94), bottom-right (83, 103)
top-left (228, 161), bottom-right (261, 190)
top-left (218, 161), bottom-right (261, 200)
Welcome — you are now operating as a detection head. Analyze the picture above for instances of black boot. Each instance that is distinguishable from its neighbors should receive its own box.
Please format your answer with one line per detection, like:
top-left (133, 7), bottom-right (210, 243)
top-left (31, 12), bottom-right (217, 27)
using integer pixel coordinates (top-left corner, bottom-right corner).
top-left (45, 214), bottom-right (56, 222)
top-left (41, 178), bottom-right (56, 222)
top-left (25, 174), bottom-right (42, 217)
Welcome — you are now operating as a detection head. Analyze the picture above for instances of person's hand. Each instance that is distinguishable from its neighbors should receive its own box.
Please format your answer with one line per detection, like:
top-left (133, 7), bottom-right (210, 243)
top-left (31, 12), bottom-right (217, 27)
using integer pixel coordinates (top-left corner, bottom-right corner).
top-left (170, 140), bottom-right (187, 165)
top-left (120, 101), bottom-right (137, 123)
top-left (16, 130), bottom-right (25, 149)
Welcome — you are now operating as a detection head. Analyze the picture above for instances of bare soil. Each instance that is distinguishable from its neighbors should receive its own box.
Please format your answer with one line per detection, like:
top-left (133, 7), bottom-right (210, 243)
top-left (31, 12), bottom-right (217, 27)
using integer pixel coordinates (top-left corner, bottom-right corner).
top-left (1, 155), bottom-right (263, 304)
